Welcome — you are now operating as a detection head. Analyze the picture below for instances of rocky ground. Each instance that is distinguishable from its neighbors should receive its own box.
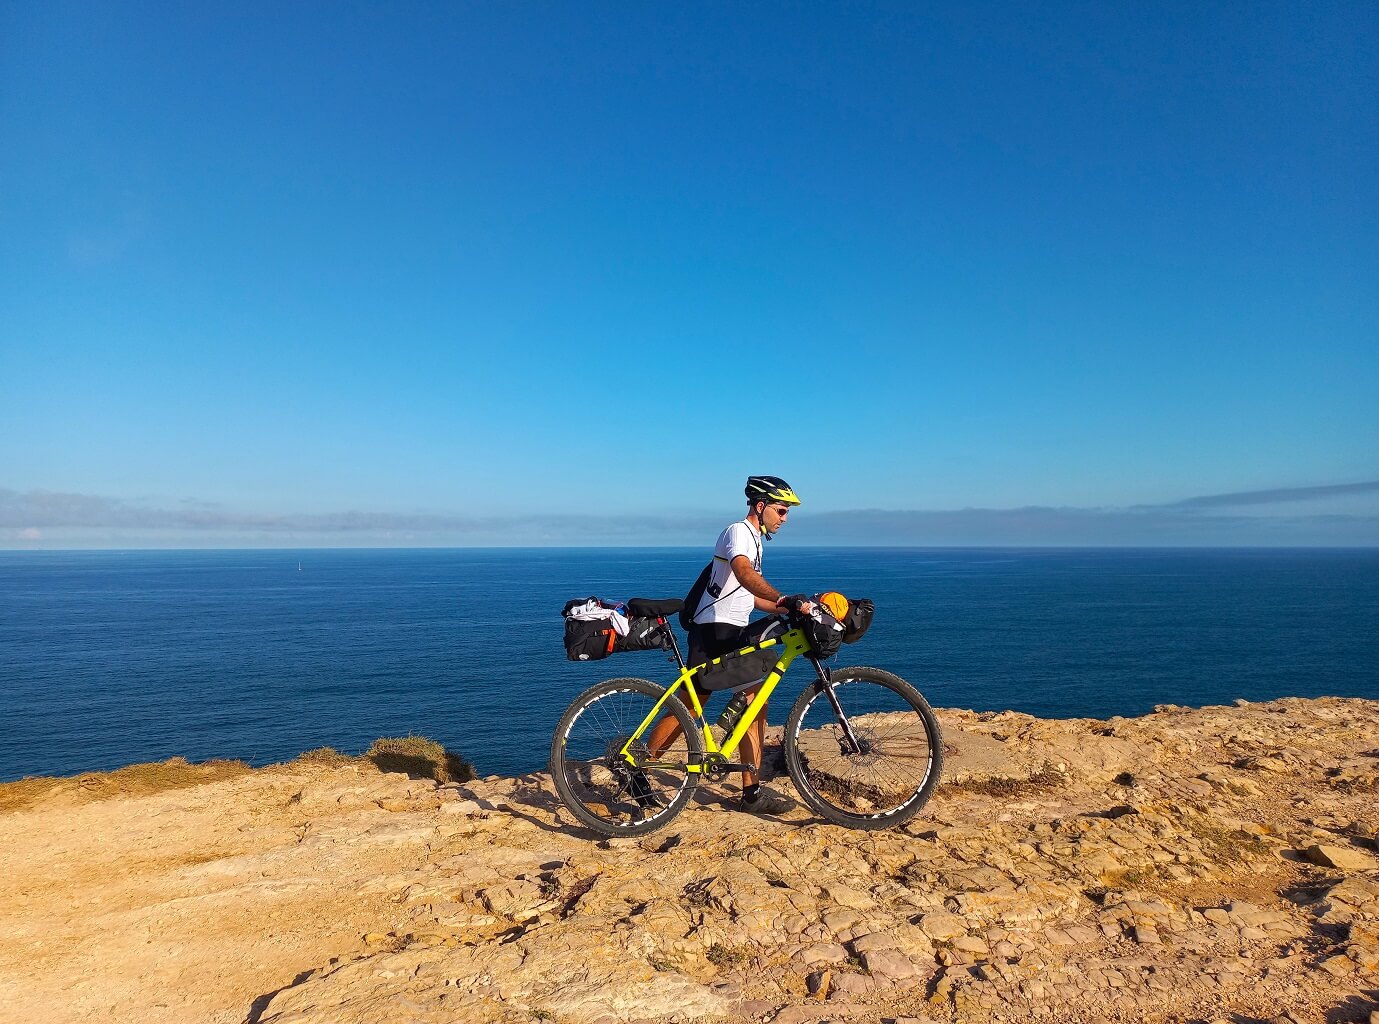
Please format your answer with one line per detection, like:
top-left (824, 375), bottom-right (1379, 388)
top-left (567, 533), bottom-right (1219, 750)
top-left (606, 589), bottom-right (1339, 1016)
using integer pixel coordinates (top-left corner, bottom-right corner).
top-left (2, 695), bottom-right (1377, 1024)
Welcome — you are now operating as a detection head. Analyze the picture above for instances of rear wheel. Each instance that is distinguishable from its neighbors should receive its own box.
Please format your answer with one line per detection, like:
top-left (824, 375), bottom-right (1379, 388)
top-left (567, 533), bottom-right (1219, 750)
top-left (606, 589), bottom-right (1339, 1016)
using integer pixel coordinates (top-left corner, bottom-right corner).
top-left (784, 666), bottom-right (943, 830)
top-left (550, 677), bottom-right (701, 837)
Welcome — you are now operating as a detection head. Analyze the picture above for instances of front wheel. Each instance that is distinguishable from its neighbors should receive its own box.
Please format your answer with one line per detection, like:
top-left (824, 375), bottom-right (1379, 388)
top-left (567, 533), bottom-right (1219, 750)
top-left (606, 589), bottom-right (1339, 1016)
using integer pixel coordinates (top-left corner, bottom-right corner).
top-left (550, 677), bottom-right (702, 837)
top-left (784, 666), bottom-right (943, 830)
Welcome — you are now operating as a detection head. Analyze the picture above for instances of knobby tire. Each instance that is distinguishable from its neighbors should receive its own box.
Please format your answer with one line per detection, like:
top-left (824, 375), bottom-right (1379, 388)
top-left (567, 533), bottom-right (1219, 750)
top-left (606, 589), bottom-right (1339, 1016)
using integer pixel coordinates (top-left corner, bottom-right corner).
top-left (783, 666), bottom-right (943, 830)
top-left (549, 677), bottom-right (702, 837)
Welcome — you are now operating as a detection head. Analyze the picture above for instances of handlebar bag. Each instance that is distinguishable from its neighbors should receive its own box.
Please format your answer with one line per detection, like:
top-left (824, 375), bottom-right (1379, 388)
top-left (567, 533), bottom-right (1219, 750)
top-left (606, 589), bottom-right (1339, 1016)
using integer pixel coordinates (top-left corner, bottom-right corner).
top-left (802, 604), bottom-right (846, 658)
top-left (842, 598), bottom-right (874, 644)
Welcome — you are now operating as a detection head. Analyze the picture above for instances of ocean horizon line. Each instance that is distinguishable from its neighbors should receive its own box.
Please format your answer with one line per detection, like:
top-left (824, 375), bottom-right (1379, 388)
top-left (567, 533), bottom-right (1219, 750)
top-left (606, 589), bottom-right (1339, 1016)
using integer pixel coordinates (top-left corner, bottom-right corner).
top-left (3, 543), bottom-right (1379, 554)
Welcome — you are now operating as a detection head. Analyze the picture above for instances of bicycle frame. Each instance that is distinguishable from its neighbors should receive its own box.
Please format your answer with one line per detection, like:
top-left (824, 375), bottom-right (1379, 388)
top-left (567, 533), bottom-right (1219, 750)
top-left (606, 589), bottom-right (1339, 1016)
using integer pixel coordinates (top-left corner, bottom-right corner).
top-left (618, 624), bottom-right (817, 772)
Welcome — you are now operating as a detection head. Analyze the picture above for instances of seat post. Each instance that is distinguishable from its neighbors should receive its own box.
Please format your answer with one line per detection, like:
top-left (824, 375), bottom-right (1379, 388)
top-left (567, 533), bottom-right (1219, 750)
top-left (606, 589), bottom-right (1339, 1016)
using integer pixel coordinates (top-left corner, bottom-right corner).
top-left (662, 619), bottom-right (688, 672)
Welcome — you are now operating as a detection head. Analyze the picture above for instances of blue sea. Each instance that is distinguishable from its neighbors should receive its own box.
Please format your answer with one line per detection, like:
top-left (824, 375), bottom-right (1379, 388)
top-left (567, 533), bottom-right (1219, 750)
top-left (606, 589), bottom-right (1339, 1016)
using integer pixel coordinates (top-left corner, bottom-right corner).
top-left (2, 548), bottom-right (1377, 782)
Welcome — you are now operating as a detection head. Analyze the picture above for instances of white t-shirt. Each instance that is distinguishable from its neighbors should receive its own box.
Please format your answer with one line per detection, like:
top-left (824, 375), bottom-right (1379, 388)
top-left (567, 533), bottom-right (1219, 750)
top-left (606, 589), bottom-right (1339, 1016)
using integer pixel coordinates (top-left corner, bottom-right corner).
top-left (692, 520), bottom-right (763, 627)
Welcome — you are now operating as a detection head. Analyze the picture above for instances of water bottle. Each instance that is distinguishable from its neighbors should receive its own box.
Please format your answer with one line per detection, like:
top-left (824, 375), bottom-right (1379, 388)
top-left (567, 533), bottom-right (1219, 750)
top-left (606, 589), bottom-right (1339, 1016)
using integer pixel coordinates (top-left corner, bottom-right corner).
top-left (716, 692), bottom-right (752, 734)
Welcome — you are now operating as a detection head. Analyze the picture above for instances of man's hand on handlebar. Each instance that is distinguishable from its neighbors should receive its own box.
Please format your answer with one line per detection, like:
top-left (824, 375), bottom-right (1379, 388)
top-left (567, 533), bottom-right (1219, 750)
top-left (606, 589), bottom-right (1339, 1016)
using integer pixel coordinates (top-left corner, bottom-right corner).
top-left (775, 593), bottom-right (815, 615)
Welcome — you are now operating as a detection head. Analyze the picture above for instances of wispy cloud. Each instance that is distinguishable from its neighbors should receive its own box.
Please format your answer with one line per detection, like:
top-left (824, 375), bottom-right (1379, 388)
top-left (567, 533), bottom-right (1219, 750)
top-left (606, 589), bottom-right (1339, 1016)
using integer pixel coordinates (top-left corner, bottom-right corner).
top-left (1156, 480), bottom-right (1379, 509)
top-left (794, 506), bottom-right (1379, 546)
top-left (2, 486), bottom-right (1377, 547)
top-left (65, 196), bottom-right (148, 268)
top-left (0, 488), bottom-right (485, 533)
top-left (0, 489), bottom-right (720, 544)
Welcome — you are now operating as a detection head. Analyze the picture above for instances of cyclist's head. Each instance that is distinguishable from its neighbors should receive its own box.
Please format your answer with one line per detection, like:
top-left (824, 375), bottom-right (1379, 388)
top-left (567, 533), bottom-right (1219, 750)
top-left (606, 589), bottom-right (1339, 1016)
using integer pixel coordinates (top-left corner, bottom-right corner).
top-left (745, 476), bottom-right (801, 508)
top-left (745, 476), bottom-right (801, 537)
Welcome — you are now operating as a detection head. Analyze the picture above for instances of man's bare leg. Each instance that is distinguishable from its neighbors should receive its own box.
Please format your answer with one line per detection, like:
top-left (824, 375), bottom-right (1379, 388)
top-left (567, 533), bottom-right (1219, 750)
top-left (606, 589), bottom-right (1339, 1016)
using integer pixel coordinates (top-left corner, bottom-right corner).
top-left (737, 692), bottom-right (792, 812)
top-left (644, 687), bottom-right (696, 758)
top-left (738, 689), bottom-right (764, 788)
top-left (645, 716), bottom-right (683, 758)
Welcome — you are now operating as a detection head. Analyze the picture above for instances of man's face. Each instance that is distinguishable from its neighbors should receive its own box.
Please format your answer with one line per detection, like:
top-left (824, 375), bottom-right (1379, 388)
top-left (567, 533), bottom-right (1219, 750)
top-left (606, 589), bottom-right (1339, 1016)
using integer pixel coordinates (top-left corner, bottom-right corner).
top-left (761, 502), bottom-right (792, 535)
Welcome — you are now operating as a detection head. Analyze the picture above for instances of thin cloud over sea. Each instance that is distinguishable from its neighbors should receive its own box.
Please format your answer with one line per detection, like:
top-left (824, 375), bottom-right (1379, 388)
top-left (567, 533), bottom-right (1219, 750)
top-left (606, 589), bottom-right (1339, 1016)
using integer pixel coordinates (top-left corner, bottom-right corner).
top-left (3, 485), bottom-right (1377, 548)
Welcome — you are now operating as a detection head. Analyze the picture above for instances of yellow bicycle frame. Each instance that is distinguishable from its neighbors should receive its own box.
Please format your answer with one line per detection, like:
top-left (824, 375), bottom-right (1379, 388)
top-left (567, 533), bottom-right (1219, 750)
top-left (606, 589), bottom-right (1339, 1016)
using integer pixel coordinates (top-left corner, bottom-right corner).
top-left (619, 627), bottom-right (814, 772)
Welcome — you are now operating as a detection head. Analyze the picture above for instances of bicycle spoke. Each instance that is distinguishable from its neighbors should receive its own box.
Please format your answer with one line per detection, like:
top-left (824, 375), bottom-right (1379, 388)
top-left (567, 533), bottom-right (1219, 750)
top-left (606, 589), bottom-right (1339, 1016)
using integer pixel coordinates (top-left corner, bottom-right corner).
top-left (790, 675), bottom-right (939, 821)
top-left (553, 681), bottom-right (698, 834)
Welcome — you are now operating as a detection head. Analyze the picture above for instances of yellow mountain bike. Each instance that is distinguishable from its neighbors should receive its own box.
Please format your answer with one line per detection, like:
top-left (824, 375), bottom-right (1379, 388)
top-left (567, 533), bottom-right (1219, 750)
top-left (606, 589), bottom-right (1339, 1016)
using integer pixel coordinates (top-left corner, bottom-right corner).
top-left (549, 597), bottom-right (943, 836)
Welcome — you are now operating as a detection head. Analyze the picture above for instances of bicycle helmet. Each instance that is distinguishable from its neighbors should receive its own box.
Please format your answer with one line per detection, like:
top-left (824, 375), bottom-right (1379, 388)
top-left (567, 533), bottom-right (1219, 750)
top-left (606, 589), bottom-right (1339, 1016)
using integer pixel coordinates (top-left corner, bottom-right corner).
top-left (745, 476), bottom-right (802, 506)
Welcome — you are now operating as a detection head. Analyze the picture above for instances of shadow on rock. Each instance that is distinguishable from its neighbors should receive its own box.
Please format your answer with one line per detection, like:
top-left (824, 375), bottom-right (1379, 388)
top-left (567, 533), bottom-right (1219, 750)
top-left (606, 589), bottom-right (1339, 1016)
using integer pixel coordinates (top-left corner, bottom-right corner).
top-left (244, 969), bottom-right (315, 1024)
top-left (1325, 988), bottom-right (1378, 1024)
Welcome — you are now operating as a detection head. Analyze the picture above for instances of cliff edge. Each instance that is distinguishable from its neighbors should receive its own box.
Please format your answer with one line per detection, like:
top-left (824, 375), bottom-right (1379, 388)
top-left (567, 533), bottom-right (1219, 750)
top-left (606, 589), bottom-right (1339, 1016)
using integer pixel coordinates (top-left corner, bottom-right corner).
top-left (2, 697), bottom-right (1377, 1024)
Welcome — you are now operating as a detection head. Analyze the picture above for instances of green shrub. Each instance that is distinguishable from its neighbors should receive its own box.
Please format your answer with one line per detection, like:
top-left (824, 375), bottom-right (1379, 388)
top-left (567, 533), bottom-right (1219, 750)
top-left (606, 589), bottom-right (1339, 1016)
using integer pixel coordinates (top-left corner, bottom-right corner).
top-left (706, 943), bottom-right (746, 968)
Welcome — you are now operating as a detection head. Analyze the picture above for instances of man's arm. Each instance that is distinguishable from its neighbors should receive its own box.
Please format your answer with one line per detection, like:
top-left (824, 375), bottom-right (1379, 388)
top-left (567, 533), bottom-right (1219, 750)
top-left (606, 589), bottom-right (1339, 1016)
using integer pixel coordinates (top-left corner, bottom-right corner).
top-left (731, 555), bottom-right (815, 614)
top-left (731, 555), bottom-right (781, 609)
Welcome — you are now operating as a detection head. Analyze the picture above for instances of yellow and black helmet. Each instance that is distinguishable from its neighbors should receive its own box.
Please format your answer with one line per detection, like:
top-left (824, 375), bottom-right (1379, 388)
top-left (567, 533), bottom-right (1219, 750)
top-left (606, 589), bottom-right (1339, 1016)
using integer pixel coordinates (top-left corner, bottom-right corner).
top-left (745, 475), bottom-right (802, 506)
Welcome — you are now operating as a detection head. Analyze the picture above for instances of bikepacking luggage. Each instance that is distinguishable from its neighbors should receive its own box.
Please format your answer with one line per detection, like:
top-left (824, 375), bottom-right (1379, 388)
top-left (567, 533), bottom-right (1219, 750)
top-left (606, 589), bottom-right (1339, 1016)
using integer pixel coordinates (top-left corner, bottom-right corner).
top-left (801, 602), bottom-right (847, 658)
top-left (812, 592), bottom-right (875, 650)
top-left (817, 592), bottom-right (875, 645)
top-left (693, 617), bottom-right (787, 691)
top-left (562, 597), bottom-right (671, 662)
top-left (841, 598), bottom-right (874, 643)
top-left (620, 616), bottom-right (674, 651)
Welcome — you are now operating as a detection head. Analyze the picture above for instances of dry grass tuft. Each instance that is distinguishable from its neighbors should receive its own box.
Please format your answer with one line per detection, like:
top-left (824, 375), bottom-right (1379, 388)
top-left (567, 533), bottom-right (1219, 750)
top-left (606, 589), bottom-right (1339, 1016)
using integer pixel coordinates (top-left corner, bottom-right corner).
top-left (1, 735), bottom-right (474, 815)
top-left (290, 747), bottom-right (353, 768)
top-left (1180, 812), bottom-right (1272, 867)
top-left (949, 760), bottom-right (1070, 798)
top-left (365, 736), bottom-right (473, 784)
top-left (0, 757), bottom-right (252, 814)
top-left (705, 942), bottom-right (747, 968)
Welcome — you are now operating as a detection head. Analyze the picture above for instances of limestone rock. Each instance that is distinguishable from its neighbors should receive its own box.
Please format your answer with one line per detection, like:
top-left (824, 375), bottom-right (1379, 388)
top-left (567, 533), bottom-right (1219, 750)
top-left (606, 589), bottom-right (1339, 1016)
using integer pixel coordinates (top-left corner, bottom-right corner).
top-left (5, 695), bottom-right (1379, 1024)
top-left (917, 911), bottom-right (968, 941)
top-left (860, 948), bottom-right (924, 983)
top-left (1304, 843), bottom-right (1379, 871)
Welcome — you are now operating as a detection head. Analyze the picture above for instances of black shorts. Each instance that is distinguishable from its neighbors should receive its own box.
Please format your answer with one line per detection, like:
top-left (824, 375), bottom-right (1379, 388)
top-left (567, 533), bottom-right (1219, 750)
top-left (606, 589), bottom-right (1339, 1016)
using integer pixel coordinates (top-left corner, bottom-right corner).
top-left (687, 621), bottom-right (752, 669)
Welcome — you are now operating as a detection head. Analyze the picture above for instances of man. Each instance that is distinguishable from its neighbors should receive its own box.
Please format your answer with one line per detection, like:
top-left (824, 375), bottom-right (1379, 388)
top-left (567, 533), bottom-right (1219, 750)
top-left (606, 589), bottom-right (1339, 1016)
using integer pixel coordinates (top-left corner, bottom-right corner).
top-left (682, 475), bottom-right (806, 814)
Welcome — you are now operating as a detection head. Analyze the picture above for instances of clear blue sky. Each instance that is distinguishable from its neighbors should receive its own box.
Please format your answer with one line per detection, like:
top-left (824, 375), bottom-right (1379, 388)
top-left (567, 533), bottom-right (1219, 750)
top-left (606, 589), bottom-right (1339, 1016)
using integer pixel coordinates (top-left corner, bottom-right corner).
top-left (2, 2), bottom-right (1376, 546)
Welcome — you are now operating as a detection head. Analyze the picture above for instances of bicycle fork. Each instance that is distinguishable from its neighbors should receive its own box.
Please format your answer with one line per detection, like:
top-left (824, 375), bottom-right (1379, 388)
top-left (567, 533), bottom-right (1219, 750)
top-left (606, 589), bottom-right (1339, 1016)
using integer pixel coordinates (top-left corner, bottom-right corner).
top-left (812, 656), bottom-right (867, 756)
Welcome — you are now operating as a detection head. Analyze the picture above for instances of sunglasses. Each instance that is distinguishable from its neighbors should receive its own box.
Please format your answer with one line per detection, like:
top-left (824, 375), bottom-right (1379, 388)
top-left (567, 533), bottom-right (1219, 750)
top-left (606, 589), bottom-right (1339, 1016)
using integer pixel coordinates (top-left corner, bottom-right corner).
top-left (769, 505), bottom-right (791, 516)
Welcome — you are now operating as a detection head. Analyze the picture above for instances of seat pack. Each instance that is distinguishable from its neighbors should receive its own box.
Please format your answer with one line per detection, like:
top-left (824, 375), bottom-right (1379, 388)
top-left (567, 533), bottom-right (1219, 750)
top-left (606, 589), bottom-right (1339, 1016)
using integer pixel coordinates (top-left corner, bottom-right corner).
top-left (561, 596), bottom-right (674, 662)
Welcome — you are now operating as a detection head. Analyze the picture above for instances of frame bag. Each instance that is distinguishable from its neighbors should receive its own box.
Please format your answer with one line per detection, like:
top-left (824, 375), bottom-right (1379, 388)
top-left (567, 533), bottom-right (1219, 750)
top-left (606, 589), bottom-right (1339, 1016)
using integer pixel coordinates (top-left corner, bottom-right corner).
top-left (693, 617), bottom-right (787, 692)
top-left (695, 646), bottom-right (780, 693)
